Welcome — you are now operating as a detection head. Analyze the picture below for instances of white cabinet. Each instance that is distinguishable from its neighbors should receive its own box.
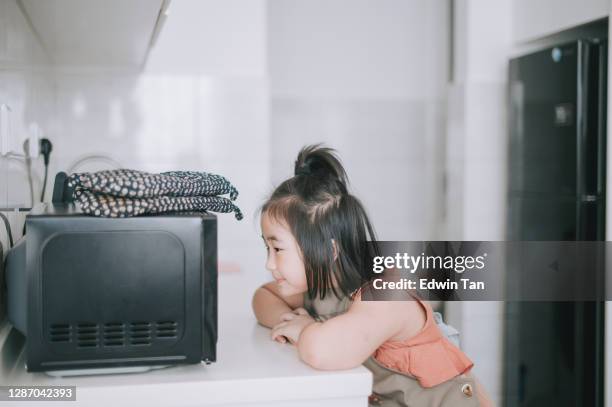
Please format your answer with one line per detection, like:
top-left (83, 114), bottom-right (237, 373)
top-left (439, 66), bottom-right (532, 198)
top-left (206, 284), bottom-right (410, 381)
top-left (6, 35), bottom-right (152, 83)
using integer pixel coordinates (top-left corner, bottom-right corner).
top-left (17, 0), bottom-right (166, 69)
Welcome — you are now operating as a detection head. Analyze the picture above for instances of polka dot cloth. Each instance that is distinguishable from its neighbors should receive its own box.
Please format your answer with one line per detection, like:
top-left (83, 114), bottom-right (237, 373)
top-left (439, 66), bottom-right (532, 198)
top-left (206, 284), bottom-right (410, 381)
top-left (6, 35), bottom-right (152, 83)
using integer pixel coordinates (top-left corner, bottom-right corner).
top-left (68, 169), bottom-right (239, 199)
top-left (67, 169), bottom-right (243, 220)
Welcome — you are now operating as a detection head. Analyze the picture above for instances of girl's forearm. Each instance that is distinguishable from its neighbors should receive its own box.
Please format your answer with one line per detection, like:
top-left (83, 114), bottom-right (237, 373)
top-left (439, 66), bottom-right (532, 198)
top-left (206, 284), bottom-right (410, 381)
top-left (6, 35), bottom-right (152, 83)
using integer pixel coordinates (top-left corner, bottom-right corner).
top-left (297, 322), bottom-right (325, 367)
top-left (297, 321), bottom-right (364, 370)
top-left (252, 286), bottom-right (293, 328)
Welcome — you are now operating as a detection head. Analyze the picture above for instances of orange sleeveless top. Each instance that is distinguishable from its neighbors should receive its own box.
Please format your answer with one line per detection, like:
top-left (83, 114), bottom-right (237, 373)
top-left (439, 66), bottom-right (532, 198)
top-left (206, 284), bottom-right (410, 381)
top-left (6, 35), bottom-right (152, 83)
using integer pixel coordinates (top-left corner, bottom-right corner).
top-left (372, 297), bottom-right (474, 388)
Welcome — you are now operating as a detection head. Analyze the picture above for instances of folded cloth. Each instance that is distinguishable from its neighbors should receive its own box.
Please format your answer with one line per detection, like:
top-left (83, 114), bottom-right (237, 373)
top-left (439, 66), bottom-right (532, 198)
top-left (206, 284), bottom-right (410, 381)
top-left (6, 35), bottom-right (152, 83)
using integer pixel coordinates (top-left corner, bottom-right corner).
top-left (68, 169), bottom-right (239, 200)
top-left (67, 169), bottom-right (243, 220)
top-left (74, 190), bottom-right (243, 219)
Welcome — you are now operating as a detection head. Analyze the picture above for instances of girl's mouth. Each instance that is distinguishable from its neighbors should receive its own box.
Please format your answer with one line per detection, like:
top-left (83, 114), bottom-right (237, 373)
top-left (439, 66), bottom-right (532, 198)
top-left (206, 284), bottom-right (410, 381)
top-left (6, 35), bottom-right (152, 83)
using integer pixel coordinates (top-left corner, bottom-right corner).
top-left (275, 278), bottom-right (286, 284)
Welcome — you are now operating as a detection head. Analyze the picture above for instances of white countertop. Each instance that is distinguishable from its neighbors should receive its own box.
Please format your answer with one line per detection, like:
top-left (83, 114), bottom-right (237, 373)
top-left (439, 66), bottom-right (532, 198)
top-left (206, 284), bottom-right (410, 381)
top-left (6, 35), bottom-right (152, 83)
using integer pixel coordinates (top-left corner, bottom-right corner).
top-left (0, 275), bottom-right (372, 406)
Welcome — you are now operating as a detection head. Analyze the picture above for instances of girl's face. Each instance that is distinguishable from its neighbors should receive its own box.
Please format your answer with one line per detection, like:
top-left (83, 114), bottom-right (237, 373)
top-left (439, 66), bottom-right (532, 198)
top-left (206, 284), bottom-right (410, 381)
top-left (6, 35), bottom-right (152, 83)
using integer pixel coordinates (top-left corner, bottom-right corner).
top-left (261, 212), bottom-right (308, 297)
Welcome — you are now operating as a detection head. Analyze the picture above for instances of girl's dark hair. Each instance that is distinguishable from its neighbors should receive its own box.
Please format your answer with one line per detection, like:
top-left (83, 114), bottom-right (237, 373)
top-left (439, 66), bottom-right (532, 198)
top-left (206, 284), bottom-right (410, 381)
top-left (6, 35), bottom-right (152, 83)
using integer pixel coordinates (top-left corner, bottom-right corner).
top-left (262, 144), bottom-right (378, 300)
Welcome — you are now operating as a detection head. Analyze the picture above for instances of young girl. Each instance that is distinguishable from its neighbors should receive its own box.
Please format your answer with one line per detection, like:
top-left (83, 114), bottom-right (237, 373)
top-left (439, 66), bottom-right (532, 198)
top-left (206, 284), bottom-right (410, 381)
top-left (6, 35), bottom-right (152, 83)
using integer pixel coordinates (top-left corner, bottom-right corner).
top-left (252, 145), bottom-right (492, 406)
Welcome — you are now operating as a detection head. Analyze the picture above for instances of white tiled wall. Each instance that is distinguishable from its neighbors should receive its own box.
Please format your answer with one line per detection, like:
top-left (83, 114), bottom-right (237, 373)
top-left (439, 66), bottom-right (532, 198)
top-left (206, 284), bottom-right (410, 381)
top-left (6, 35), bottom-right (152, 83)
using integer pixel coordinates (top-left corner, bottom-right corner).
top-left (0, 0), bottom-right (54, 246)
top-left (267, 0), bottom-right (450, 242)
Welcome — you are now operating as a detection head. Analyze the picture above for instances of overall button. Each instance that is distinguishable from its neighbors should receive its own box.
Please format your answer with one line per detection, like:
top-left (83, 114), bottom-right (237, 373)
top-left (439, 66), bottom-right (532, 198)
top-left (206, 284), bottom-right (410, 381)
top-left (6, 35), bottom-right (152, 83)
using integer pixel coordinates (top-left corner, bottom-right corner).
top-left (368, 393), bottom-right (382, 405)
top-left (461, 383), bottom-right (473, 397)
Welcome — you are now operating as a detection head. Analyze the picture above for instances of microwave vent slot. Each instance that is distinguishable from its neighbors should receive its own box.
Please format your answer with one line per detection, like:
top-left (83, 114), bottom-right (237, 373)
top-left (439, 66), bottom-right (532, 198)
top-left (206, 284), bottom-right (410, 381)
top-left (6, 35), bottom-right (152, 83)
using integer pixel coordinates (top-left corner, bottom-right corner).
top-left (49, 323), bottom-right (71, 343)
top-left (76, 322), bottom-right (99, 348)
top-left (129, 322), bottom-right (152, 346)
top-left (103, 322), bottom-right (125, 347)
top-left (48, 320), bottom-right (179, 348)
top-left (156, 321), bottom-right (178, 338)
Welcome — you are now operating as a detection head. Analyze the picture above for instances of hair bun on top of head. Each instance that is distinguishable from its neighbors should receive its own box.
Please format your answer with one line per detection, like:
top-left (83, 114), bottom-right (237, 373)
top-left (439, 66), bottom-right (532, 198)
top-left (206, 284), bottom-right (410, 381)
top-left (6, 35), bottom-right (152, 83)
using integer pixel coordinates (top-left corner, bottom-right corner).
top-left (294, 144), bottom-right (348, 186)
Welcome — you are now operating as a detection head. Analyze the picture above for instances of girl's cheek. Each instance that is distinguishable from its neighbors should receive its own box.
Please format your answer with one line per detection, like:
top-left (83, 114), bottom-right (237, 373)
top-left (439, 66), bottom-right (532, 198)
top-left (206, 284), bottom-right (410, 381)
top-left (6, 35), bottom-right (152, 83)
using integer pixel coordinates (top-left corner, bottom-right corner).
top-left (293, 273), bottom-right (308, 292)
top-left (284, 270), bottom-right (308, 292)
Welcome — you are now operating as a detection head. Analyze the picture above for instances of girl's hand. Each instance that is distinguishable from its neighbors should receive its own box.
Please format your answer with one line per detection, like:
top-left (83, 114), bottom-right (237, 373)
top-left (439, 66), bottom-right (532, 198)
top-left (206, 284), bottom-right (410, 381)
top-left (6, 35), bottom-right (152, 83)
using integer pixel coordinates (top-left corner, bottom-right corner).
top-left (271, 308), bottom-right (316, 345)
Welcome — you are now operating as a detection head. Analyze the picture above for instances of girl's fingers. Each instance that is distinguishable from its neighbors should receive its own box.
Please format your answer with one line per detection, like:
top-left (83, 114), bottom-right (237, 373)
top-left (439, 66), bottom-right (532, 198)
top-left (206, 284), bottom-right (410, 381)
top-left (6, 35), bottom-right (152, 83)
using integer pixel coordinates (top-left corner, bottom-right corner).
top-left (271, 324), bottom-right (288, 342)
top-left (272, 332), bottom-right (289, 344)
top-left (293, 308), bottom-right (309, 316)
top-left (273, 321), bottom-right (288, 329)
top-left (280, 312), bottom-right (295, 321)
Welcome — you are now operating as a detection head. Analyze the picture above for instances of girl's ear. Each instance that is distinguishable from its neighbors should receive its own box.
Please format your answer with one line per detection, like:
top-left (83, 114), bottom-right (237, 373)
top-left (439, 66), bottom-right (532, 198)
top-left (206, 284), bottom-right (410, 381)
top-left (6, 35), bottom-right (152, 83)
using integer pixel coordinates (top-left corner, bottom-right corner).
top-left (331, 239), bottom-right (338, 261)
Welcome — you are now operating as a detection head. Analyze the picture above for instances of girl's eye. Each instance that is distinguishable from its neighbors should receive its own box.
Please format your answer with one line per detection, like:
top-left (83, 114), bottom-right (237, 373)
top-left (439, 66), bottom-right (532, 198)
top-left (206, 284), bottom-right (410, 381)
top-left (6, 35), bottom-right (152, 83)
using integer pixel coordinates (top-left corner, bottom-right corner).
top-left (264, 244), bottom-right (282, 253)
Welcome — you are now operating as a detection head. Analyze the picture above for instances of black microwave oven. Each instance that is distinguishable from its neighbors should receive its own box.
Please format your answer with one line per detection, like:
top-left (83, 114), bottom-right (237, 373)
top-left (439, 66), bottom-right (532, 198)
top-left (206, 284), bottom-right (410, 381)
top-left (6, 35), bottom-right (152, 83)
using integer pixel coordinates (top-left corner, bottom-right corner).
top-left (5, 203), bottom-right (217, 374)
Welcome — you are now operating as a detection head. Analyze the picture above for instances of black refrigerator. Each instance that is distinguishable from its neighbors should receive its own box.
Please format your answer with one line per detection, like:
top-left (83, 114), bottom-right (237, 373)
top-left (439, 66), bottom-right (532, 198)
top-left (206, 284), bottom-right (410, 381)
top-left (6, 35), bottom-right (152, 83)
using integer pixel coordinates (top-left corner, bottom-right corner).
top-left (506, 39), bottom-right (606, 406)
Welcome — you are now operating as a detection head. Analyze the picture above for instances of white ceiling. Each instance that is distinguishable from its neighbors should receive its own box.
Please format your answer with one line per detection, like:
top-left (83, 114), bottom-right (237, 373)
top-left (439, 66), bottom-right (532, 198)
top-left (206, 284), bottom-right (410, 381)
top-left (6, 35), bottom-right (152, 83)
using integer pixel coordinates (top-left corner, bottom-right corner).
top-left (19, 0), bottom-right (164, 69)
